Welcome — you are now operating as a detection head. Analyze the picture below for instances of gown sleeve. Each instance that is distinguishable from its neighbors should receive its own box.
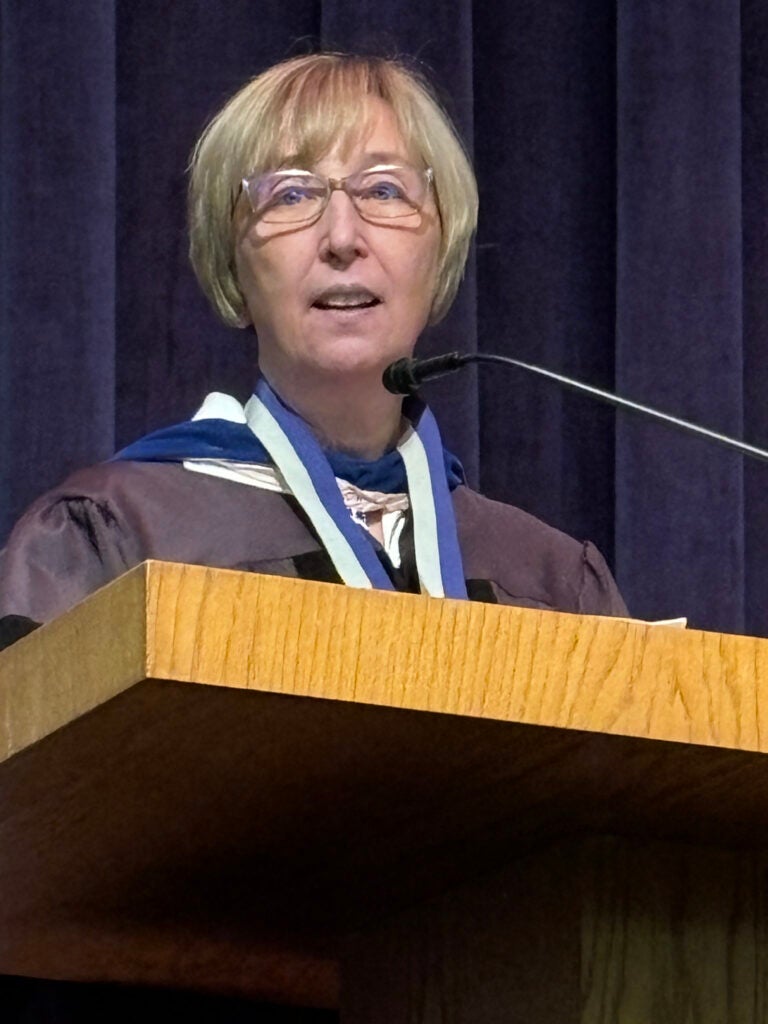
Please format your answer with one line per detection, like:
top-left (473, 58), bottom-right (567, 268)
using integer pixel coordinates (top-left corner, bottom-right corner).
top-left (0, 492), bottom-right (141, 624)
top-left (577, 540), bottom-right (629, 617)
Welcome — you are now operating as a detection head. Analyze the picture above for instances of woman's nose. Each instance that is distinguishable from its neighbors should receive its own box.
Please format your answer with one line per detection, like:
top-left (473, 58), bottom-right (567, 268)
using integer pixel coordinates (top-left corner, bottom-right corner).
top-left (319, 190), bottom-right (368, 265)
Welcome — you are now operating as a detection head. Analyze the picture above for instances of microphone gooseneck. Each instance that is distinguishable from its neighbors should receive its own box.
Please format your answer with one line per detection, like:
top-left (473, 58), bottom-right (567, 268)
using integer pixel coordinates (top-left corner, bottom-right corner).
top-left (383, 352), bottom-right (471, 395)
top-left (383, 351), bottom-right (768, 466)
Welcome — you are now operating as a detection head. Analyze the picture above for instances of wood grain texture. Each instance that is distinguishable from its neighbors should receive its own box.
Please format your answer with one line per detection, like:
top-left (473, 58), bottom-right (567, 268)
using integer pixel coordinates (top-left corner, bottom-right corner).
top-left (144, 560), bottom-right (768, 752)
top-left (342, 844), bottom-right (583, 1024)
top-left (0, 566), bottom-right (146, 761)
top-left (342, 837), bottom-right (768, 1024)
top-left (4, 559), bottom-right (768, 767)
top-left (3, 562), bottom-right (768, 1009)
top-left (581, 838), bottom-right (768, 1023)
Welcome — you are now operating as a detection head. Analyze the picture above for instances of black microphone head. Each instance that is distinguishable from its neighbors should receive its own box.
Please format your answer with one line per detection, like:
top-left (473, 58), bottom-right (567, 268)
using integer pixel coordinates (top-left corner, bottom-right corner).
top-left (382, 358), bottom-right (421, 396)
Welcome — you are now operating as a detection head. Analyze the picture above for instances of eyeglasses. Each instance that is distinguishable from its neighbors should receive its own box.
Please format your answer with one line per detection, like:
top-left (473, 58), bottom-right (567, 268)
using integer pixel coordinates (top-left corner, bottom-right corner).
top-left (240, 164), bottom-right (434, 226)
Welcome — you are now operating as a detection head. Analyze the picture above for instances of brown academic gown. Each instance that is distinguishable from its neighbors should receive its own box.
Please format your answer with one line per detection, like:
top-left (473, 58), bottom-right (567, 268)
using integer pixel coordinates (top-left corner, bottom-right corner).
top-left (0, 460), bottom-right (627, 623)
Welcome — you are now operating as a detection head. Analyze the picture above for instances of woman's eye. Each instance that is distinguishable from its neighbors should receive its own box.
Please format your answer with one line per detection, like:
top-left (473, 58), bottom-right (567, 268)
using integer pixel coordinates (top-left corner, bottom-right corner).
top-left (272, 185), bottom-right (312, 206)
top-left (362, 179), bottom-right (404, 201)
top-left (262, 177), bottom-right (324, 207)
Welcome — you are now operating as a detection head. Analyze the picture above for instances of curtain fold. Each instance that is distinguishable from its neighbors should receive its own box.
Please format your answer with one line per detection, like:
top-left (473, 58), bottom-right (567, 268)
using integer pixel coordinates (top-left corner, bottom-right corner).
top-left (615, 0), bottom-right (745, 632)
top-left (473, 0), bottom-right (618, 561)
top-left (2, 0), bottom-right (767, 637)
top-left (742, 0), bottom-right (768, 638)
top-left (0, 0), bottom-right (117, 542)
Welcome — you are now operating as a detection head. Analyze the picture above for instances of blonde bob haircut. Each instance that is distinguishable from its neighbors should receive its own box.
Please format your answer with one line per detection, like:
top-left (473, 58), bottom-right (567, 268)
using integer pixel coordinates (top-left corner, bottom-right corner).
top-left (188, 53), bottom-right (478, 328)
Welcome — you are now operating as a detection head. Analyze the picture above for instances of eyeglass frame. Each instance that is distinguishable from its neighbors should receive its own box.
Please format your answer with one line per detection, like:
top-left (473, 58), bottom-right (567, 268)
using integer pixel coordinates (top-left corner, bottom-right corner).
top-left (239, 164), bottom-right (435, 227)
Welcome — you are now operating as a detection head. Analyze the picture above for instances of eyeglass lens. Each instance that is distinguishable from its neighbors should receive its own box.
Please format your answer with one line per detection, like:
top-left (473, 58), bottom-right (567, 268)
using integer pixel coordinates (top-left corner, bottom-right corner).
top-left (246, 166), bottom-right (429, 224)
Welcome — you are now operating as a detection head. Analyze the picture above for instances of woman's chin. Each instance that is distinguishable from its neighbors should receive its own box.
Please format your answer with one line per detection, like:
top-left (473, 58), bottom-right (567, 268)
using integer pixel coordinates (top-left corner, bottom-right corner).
top-left (301, 340), bottom-right (408, 381)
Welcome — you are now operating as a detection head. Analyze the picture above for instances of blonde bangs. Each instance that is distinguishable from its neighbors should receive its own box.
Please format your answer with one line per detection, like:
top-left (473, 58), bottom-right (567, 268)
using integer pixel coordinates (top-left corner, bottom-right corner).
top-left (188, 54), bottom-right (478, 328)
top-left (244, 58), bottom-right (431, 174)
top-left (267, 60), bottom-right (380, 169)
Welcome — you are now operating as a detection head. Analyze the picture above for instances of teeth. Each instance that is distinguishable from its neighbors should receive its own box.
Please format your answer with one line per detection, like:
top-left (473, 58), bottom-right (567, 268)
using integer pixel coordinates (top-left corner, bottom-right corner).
top-left (314, 291), bottom-right (379, 309)
top-left (323, 300), bottom-right (374, 309)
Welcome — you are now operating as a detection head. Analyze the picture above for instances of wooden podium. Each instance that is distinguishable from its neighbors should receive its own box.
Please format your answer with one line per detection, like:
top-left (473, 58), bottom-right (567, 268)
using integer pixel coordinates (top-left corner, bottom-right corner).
top-left (2, 561), bottom-right (768, 1021)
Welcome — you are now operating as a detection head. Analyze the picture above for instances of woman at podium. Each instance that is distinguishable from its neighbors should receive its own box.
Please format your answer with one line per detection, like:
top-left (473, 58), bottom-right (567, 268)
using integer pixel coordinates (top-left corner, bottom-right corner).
top-left (0, 54), bottom-right (627, 626)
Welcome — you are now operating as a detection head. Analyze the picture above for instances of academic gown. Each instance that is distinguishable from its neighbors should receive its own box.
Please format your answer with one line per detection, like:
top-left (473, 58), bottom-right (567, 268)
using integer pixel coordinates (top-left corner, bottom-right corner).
top-left (0, 458), bottom-right (627, 624)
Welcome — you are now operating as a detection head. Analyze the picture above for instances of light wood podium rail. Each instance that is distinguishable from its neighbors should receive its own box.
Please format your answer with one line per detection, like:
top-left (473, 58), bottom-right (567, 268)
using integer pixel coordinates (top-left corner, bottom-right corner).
top-left (2, 561), bottom-right (768, 1021)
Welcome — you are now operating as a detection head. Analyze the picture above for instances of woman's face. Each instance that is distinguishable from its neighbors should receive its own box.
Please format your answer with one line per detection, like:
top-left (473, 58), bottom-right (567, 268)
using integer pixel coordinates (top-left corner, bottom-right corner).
top-left (234, 98), bottom-right (441, 388)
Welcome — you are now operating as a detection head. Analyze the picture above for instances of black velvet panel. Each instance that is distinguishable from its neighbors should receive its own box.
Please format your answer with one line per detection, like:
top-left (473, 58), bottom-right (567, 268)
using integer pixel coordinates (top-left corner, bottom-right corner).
top-left (614, 0), bottom-right (745, 628)
top-left (1, 1), bottom-right (118, 533)
top-left (473, 0), bottom-right (617, 563)
top-left (742, 0), bottom-right (768, 638)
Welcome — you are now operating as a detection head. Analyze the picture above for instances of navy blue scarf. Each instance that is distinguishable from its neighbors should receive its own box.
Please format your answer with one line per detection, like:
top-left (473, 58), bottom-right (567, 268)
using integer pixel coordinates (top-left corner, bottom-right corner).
top-left (113, 397), bottom-right (463, 494)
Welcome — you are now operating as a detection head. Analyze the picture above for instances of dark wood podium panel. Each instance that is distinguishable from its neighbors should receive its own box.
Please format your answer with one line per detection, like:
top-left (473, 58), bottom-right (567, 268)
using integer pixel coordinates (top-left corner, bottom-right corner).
top-left (3, 562), bottom-right (768, 1017)
top-left (342, 835), bottom-right (768, 1023)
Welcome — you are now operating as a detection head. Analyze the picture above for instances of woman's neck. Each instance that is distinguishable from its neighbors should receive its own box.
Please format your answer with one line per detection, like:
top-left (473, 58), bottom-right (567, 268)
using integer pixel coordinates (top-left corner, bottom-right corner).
top-left (262, 367), bottom-right (404, 459)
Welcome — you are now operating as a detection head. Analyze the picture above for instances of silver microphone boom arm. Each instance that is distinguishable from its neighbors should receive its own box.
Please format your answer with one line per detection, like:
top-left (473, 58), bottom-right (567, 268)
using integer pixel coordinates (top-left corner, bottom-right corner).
top-left (382, 351), bottom-right (768, 465)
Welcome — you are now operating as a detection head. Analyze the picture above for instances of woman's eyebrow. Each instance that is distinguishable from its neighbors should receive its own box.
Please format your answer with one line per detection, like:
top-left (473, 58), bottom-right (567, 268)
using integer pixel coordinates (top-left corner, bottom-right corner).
top-left (269, 150), bottom-right (411, 174)
top-left (359, 150), bottom-right (410, 164)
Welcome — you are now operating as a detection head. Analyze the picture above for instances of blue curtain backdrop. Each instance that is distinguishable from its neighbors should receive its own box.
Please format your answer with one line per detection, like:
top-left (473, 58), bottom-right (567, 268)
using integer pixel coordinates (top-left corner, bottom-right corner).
top-left (2, 0), bottom-right (768, 643)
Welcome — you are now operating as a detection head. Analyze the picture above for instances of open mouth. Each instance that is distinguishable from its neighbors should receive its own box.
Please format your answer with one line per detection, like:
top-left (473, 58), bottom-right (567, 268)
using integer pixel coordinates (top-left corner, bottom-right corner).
top-left (311, 288), bottom-right (382, 311)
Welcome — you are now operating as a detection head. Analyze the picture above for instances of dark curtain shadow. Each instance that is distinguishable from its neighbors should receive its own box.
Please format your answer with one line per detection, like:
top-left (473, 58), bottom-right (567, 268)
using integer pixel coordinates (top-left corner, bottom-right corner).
top-left (3, 976), bottom-right (337, 1024)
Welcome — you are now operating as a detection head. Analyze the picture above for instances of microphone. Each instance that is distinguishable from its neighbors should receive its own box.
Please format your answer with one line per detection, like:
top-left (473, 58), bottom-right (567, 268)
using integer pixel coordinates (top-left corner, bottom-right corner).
top-left (383, 351), bottom-right (768, 466)
top-left (383, 352), bottom-right (473, 393)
